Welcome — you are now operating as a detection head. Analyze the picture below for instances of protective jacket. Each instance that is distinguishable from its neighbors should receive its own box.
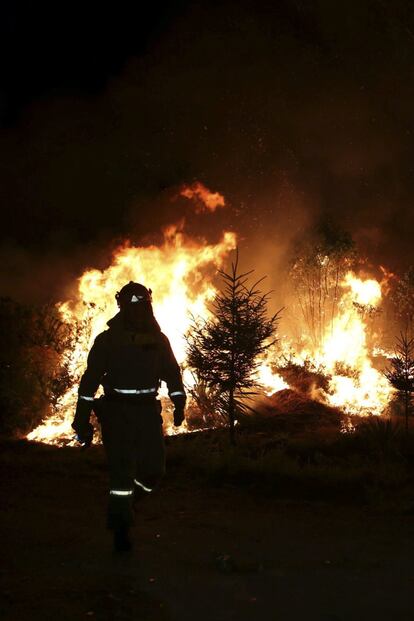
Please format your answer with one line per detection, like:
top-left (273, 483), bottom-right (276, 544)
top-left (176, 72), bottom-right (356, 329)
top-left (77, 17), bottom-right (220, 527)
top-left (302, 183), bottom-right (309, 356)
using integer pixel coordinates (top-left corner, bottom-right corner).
top-left (72, 312), bottom-right (186, 436)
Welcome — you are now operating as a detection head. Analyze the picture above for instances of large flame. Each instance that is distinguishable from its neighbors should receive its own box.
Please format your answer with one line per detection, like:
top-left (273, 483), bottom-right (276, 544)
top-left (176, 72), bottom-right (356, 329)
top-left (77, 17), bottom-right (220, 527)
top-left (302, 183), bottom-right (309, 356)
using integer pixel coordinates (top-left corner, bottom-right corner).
top-left (28, 226), bottom-right (236, 444)
top-left (28, 229), bottom-right (394, 445)
top-left (277, 272), bottom-right (393, 415)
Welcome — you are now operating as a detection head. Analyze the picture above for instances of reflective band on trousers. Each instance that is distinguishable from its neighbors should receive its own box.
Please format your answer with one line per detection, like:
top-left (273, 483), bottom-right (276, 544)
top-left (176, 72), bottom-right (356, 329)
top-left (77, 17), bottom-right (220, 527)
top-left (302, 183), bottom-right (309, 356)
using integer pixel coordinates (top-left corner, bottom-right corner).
top-left (113, 387), bottom-right (157, 395)
top-left (79, 395), bottom-right (94, 401)
top-left (134, 479), bottom-right (152, 493)
top-left (109, 489), bottom-right (134, 496)
top-left (170, 391), bottom-right (186, 397)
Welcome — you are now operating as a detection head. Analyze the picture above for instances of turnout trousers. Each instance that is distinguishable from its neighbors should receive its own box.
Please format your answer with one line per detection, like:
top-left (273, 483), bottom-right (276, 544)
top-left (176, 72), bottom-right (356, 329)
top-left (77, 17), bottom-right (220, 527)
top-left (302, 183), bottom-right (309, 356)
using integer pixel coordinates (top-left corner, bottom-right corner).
top-left (98, 397), bottom-right (166, 530)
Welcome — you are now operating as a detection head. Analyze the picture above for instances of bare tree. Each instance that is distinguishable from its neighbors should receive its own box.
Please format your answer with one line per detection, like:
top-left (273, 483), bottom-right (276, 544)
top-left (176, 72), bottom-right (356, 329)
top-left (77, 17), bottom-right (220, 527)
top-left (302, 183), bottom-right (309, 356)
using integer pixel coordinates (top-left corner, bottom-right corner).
top-left (290, 222), bottom-right (355, 348)
top-left (385, 332), bottom-right (414, 432)
top-left (186, 252), bottom-right (280, 442)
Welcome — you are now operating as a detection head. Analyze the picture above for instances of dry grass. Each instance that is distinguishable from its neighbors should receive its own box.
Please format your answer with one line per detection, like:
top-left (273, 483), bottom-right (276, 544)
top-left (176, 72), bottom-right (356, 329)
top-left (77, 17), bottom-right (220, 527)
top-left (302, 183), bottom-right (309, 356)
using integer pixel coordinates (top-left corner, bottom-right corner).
top-left (167, 403), bottom-right (414, 508)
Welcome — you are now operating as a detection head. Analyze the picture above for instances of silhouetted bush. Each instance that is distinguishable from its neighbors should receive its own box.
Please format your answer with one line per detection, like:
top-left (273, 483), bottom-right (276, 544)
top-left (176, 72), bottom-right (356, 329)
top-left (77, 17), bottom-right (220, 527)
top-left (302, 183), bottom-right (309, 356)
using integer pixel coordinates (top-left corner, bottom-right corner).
top-left (0, 298), bottom-right (72, 436)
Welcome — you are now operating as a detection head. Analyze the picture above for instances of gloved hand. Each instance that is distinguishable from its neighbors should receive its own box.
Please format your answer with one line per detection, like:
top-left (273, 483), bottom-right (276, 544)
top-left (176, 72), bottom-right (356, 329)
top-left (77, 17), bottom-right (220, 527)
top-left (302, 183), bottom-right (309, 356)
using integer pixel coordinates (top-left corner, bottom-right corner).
top-left (173, 408), bottom-right (185, 427)
top-left (73, 422), bottom-right (94, 448)
top-left (72, 398), bottom-right (94, 448)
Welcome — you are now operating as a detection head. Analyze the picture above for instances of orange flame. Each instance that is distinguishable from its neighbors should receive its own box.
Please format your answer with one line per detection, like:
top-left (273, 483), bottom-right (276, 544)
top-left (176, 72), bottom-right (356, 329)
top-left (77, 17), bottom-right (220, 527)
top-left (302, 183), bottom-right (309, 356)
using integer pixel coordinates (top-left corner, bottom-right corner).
top-left (278, 272), bottom-right (393, 415)
top-left (180, 182), bottom-right (225, 212)
top-left (28, 226), bottom-right (236, 444)
top-left (27, 225), bottom-right (394, 445)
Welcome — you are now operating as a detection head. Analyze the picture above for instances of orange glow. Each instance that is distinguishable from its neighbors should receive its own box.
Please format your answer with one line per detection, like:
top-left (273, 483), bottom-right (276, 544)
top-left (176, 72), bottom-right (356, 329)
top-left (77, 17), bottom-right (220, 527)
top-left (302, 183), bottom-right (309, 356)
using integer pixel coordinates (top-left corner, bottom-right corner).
top-left (27, 226), bottom-right (394, 445)
top-left (27, 226), bottom-right (236, 444)
top-left (180, 182), bottom-right (225, 212)
top-left (275, 272), bottom-right (393, 415)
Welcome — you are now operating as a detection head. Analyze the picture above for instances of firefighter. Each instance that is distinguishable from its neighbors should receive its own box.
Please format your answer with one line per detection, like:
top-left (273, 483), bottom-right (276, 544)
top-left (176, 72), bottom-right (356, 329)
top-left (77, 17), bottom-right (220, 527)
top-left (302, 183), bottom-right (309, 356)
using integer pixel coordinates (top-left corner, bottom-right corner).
top-left (72, 281), bottom-right (186, 552)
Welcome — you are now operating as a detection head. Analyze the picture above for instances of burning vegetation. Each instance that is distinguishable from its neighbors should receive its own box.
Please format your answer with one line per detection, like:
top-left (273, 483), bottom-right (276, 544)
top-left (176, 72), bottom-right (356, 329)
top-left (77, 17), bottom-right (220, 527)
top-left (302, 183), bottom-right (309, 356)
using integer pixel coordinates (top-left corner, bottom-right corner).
top-left (2, 188), bottom-right (407, 446)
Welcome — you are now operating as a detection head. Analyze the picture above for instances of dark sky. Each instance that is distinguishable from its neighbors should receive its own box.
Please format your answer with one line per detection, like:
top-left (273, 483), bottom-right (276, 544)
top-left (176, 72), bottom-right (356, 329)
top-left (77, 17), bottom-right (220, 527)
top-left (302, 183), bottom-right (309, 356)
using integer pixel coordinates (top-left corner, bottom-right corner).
top-left (1, 0), bottom-right (413, 301)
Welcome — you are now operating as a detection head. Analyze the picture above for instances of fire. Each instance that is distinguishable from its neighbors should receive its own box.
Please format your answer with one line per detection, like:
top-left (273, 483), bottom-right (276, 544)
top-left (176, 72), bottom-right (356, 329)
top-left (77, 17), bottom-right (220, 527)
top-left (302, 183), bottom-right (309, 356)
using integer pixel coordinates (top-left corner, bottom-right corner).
top-left (28, 226), bottom-right (394, 445)
top-left (180, 182), bottom-right (226, 212)
top-left (28, 226), bottom-right (236, 444)
top-left (256, 349), bottom-right (290, 395)
top-left (343, 272), bottom-right (381, 306)
top-left (278, 271), bottom-right (393, 415)
top-left (328, 363), bottom-right (392, 414)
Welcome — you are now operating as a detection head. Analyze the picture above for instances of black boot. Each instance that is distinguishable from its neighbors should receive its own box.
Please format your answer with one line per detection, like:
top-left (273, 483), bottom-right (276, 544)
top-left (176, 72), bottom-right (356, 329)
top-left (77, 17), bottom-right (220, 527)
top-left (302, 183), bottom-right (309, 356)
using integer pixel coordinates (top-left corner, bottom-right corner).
top-left (113, 526), bottom-right (133, 553)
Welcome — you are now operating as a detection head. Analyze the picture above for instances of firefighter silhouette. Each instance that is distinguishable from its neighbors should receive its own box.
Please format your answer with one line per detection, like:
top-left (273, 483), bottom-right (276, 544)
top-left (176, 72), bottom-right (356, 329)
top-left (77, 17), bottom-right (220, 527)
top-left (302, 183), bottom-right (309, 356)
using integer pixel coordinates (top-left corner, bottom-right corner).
top-left (72, 282), bottom-right (186, 552)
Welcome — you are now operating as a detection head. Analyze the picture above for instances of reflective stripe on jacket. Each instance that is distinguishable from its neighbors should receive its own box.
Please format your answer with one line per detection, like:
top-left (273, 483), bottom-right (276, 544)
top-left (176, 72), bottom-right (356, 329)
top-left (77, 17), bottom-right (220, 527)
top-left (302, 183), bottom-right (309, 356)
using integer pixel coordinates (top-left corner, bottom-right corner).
top-left (72, 312), bottom-right (186, 433)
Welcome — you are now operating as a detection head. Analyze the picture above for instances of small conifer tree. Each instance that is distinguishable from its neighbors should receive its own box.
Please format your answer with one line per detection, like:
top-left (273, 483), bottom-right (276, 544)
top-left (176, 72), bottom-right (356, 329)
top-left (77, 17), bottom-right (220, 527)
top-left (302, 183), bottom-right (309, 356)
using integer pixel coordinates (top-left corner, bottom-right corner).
top-left (186, 252), bottom-right (280, 442)
top-left (385, 332), bottom-right (414, 432)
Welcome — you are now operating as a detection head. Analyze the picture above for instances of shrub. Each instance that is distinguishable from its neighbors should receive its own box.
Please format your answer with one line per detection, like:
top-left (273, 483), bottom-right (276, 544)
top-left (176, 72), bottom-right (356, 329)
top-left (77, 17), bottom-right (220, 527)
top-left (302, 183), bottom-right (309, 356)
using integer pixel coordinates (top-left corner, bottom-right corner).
top-left (0, 298), bottom-right (73, 436)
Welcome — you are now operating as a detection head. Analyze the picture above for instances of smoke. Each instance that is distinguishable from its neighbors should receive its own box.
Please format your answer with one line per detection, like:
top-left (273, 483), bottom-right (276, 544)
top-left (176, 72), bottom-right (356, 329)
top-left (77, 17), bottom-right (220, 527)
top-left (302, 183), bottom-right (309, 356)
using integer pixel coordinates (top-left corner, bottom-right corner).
top-left (0, 1), bottom-right (413, 302)
top-left (0, 237), bottom-right (123, 304)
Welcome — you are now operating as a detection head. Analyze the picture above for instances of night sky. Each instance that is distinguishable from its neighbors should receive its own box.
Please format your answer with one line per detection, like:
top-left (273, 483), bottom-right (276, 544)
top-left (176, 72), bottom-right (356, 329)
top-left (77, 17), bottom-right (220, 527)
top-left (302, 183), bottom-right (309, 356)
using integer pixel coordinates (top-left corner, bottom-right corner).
top-left (1, 0), bottom-right (413, 301)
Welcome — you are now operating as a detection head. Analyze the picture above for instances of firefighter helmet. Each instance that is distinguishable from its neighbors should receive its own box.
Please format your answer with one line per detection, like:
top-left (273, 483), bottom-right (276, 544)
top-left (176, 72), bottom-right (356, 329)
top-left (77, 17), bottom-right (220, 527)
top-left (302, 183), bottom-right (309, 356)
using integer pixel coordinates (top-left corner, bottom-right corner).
top-left (115, 282), bottom-right (152, 307)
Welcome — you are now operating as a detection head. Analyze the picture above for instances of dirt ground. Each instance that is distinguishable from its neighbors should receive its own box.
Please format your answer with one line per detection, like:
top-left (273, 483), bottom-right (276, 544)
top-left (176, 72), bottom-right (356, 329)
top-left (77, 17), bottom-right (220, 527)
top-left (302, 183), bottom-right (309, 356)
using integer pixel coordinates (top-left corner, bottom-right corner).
top-left (2, 440), bottom-right (414, 621)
